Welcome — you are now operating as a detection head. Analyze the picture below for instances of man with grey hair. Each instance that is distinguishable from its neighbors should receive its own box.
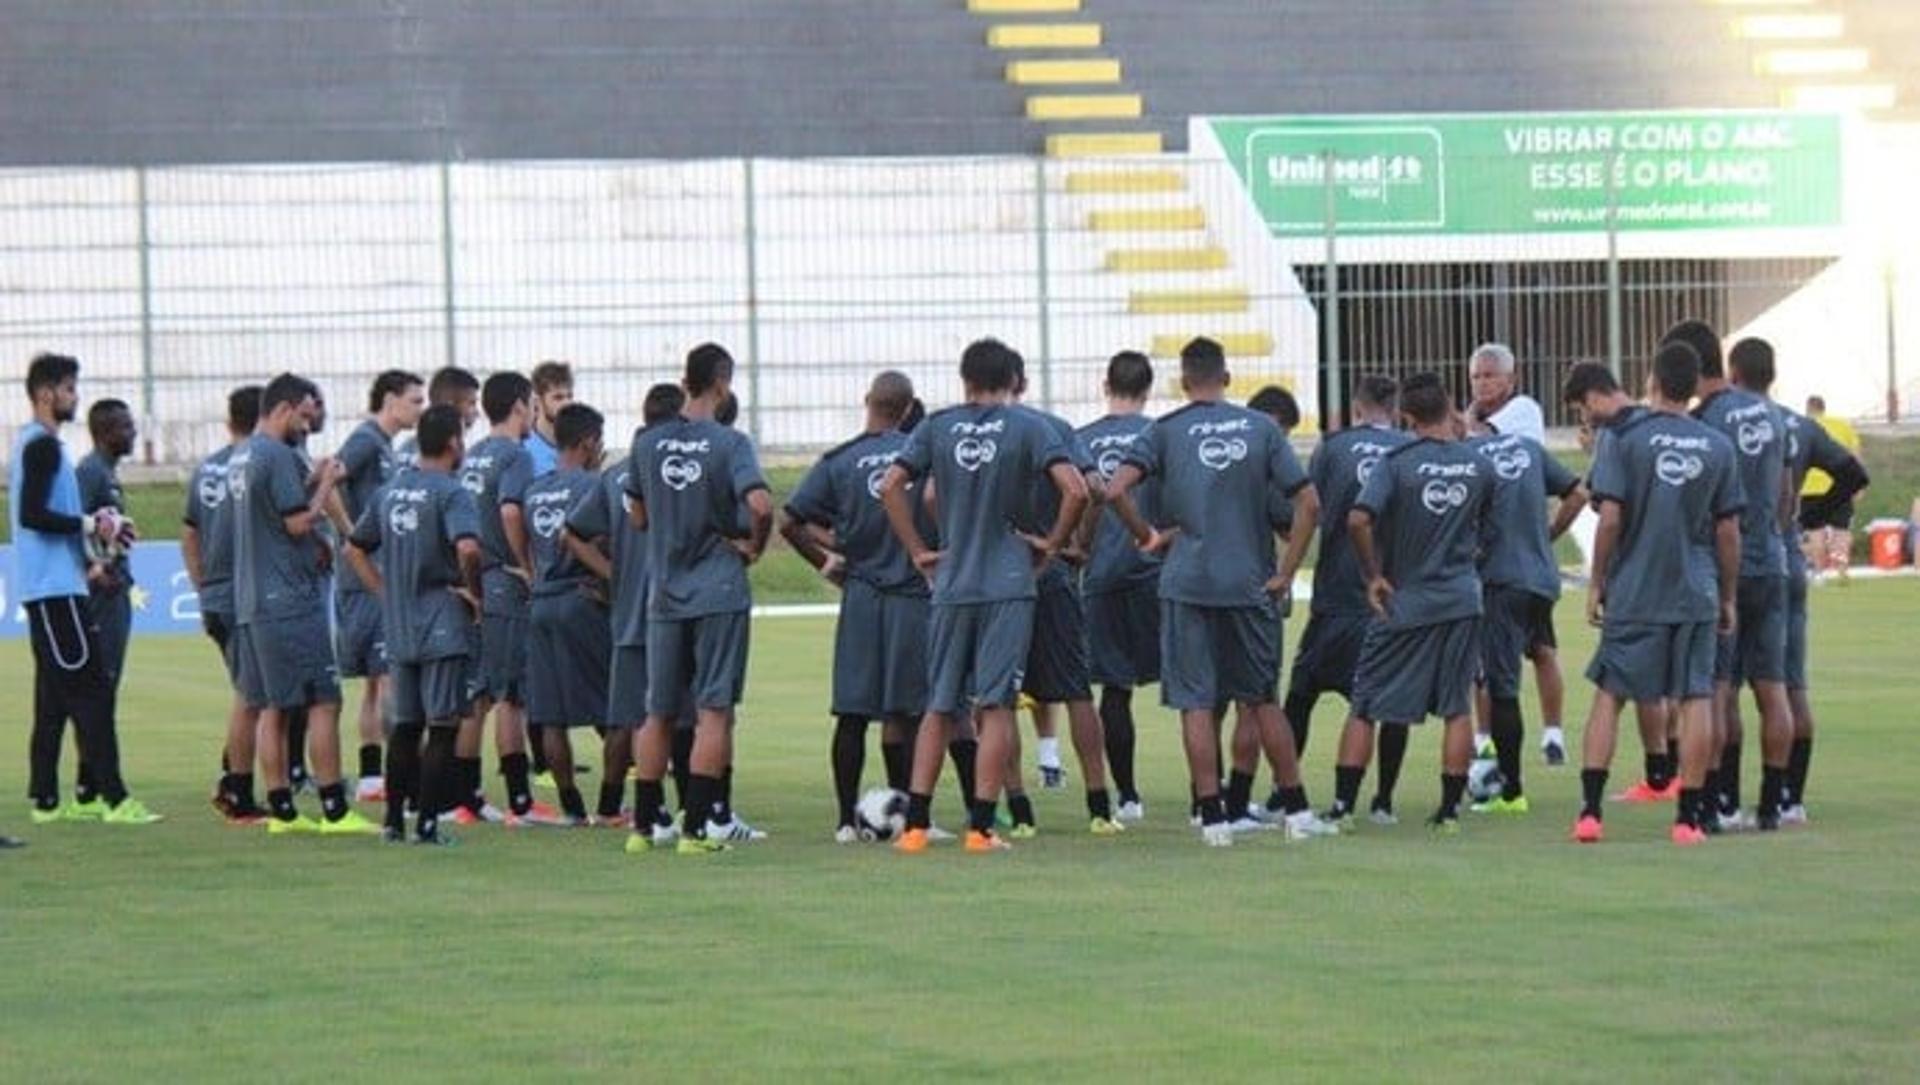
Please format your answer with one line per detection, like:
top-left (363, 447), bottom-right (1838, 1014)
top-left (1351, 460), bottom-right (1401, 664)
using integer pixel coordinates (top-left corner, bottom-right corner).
top-left (1468, 342), bottom-right (1569, 766)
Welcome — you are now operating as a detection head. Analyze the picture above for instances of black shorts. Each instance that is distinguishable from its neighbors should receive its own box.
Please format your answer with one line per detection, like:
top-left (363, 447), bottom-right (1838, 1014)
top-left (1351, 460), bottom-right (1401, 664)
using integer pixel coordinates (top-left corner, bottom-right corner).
top-left (1022, 575), bottom-right (1093, 704)
top-left (388, 655), bottom-right (473, 727)
top-left (1480, 586), bottom-right (1556, 700)
top-left (1797, 491), bottom-right (1854, 532)
top-left (833, 579), bottom-right (930, 719)
top-left (1588, 621), bottom-right (1715, 703)
top-left (1087, 580), bottom-right (1160, 689)
top-left (1287, 610), bottom-right (1371, 700)
top-left (203, 610), bottom-right (241, 685)
top-left (527, 591), bottom-right (612, 727)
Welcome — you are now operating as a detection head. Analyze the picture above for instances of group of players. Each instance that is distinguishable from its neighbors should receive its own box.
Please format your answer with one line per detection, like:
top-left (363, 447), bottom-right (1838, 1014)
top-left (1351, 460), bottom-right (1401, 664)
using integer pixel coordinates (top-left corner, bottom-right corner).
top-left (6, 314), bottom-right (1868, 852)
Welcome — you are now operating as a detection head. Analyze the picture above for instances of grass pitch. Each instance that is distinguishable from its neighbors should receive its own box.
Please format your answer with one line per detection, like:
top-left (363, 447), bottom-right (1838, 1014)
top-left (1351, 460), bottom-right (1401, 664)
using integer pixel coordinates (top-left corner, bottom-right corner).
top-left (3, 582), bottom-right (1919, 1081)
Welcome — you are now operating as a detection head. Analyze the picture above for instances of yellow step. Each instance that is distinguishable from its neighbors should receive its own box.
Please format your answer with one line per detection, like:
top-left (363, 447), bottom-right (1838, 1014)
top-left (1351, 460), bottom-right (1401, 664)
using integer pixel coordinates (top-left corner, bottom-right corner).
top-left (1007, 58), bottom-right (1121, 85)
top-left (1047, 130), bottom-right (1163, 157)
top-left (987, 23), bottom-right (1102, 48)
top-left (1088, 206), bottom-right (1205, 231)
top-left (1064, 169), bottom-right (1184, 193)
top-left (1151, 333), bottom-right (1274, 358)
top-left (1105, 247), bottom-right (1229, 272)
top-left (1027, 93), bottom-right (1142, 120)
top-left (1129, 288), bottom-right (1250, 315)
top-left (969, 0), bottom-right (1080, 11)
top-left (1731, 13), bottom-right (1843, 40)
top-left (1754, 46), bottom-right (1869, 75)
top-left (1783, 80), bottom-right (1899, 110)
top-left (1227, 372), bottom-right (1294, 397)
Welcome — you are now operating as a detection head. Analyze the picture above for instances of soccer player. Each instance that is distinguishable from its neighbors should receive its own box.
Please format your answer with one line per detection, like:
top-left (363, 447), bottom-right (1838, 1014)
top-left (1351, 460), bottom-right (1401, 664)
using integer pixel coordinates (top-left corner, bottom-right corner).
top-left (568, 384), bottom-right (686, 834)
top-left (1106, 337), bottom-right (1328, 846)
top-left (1273, 377), bottom-right (1411, 819)
top-left (344, 403), bottom-right (482, 845)
top-left (783, 371), bottom-right (935, 841)
top-left (332, 370), bottom-right (424, 804)
top-left (623, 344), bottom-right (773, 855)
top-left (1078, 351), bottom-right (1160, 822)
top-left (71, 398), bottom-right (139, 807)
top-left (15, 353), bottom-right (160, 826)
top-left (524, 360), bottom-right (574, 478)
top-left (882, 339), bottom-right (1085, 853)
top-left (187, 384), bottom-right (266, 822)
top-left (457, 372), bottom-right (548, 825)
top-left (1467, 415), bottom-right (1586, 814)
top-left (1323, 372), bottom-right (1495, 835)
top-left (519, 404), bottom-right (615, 826)
top-left (1568, 345), bottom-right (1740, 845)
top-left (1798, 395), bottom-right (1860, 577)
top-left (231, 373), bottom-right (378, 835)
top-left (1678, 320), bottom-right (1794, 831)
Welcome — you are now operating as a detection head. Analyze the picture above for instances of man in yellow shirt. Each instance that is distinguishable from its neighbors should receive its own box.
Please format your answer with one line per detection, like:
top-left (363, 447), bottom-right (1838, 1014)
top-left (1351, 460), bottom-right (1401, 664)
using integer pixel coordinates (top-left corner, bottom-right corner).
top-left (1799, 396), bottom-right (1862, 576)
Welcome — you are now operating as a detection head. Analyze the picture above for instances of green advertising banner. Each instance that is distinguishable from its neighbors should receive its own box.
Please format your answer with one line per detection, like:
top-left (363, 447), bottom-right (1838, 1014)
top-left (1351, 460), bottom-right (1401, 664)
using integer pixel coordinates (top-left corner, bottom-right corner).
top-left (1207, 112), bottom-right (1844, 236)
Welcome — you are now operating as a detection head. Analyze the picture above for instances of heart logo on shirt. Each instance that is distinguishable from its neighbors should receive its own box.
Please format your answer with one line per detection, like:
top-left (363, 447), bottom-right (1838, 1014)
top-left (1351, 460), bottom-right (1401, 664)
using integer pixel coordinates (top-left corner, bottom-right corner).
top-left (1736, 420), bottom-right (1772, 457)
top-left (388, 502), bottom-right (421, 535)
top-left (1197, 437), bottom-right (1248, 472)
top-left (531, 504), bottom-right (566, 539)
top-left (866, 468), bottom-right (888, 500)
top-left (1355, 456), bottom-right (1381, 486)
top-left (1421, 480), bottom-right (1469, 515)
top-left (1655, 450), bottom-right (1704, 488)
top-left (661, 455), bottom-right (703, 491)
top-left (1491, 449), bottom-right (1531, 481)
top-left (1096, 449), bottom-right (1125, 481)
top-left (459, 469), bottom-right (485, 496)
top-left (954, 438), bottom-right (997, 472)
top-left (197, 472), bottom-right (227, 509)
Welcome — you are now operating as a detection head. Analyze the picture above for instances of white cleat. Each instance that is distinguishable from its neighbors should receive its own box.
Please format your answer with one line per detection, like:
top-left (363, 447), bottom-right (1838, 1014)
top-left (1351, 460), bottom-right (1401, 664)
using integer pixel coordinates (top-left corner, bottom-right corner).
top-left (1201, 822), bottom-right (1235, 848)
top-left (707, 817), bottom-right (767, 842)
top-left (834, 825), bottom-right (860, 845)
top-left (354, 777), bottom-right (386, 803)
top-left (475, 802), bottom-right (505, 825)
top-left (1284, 809), bottom-right (1341, 840)
top-left (1368, 805), bottom-right (1400, 827)
top-left (1778, 804), bottom-right (1809, 826)
top-left (1228, 816), bottom-right (1273, 835)
top-left (1716, 809), bottom-right (1755, 834)
top-left (926, 825), bottom-right (956, 842)
top-left (1247, 803), bottom-right (1285, 826)
top-left (1115, 800), bottom-right (1145, 823)
top-left (652, 820), bottom-right (682, 847)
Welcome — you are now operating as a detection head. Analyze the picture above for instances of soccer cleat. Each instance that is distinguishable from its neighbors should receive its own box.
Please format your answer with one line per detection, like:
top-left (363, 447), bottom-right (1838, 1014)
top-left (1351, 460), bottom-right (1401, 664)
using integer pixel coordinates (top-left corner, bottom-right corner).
top-left (623, 832), bottom-right (656, 855)
top-left (1039, 766), bottom-right (1066, 790)
top-left (1779, 804), bottom-right (1809, 826)
top-left (267, 815), bottom-right (322, 835)
top-left (1715, 809), bottom-right (1755, 834)
top-left (1541, 735), bottom-right (1568, 767)
top-left (1247, 803), bottom-right (1285, 826)
top-left (834, 824), bottom-right (861, 845)
top-left (318, 810), bottom-right (382, 836)
top-left (1472, 795), bottom-right (1531, 815)
top-left (381, 826), bottom-right (408, 844)
top-left (64, 797), bottom-right (106, 822)
top-left (29, 806), bottom-right (63, 826)
top-left (1426, 814), bottom-right (1461, 836)
top-left (1284, 809), bottom-right (1341, 840)
top-left (705, 817), bottom-right (766, 843)
top-left (1228, 816), bottom-right (1272, 835)
top-left (450, 807), bottom-right (483, 827)
top-left (415, 832), bottom-right (458, 848)
top-left (592, 812), bottom-right (633, 830)
top-left (355, 777), bottom-right (386, 804)
top-left (1200, 822), bottom-right (1234, 848)
top-left (472, 802), bottom-right (506, 824)
top-left (1670, 823), bottom-right (1708, 847)
top-left (894, 827), bottom-right (930, 854)
top-left (964, 829), bottom-right (1012, 852)
top-left (505, 800), bottom-right (569, 828)
top-left (1007, 823), bottom-right (1038, 840)
top-left (925, 825), bottom-right (957, 843)
top-left (1755, 809), bottom-right (1781, 833)
top-left (1115, 800), bottom-right (1145, 823)
top-left (675, 835), bottom-right (731, 856)
top-left (1367, 802), bottom-right (1399, 827)
top-left (1614, 779), bottom-right (1679, 803)
top-left (1320, 806), bottom-right (1357, 834)
top-left (1572, 814), bottom-right (1604, 843)
top-left (0, 835), bottom-right (24, 849)
top-left (532, 771), bottom-right (556, 792)
top-left (1089, 816), bottom-right (1125, 836)
top-left (102, 798), bottom-right (163, 825)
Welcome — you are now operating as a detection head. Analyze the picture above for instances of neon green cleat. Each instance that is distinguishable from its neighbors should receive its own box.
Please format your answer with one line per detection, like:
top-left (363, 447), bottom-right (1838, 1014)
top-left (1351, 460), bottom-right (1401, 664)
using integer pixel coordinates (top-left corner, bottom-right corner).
top-left (1493, 795), bottom-right (1530, 814)
top-left (102, 798), bottom-right (163, 825)
top-left (1427, 815), bottom-right (1462, 837)
top-left (623, 833), bottom-right (655, 855)
top-left (532, 771), bottom-right (557, 792)
top-left (1089, 817), bottom-right (1125, 836)
top-left (317, 810), bottom-right (382, 836)
top-left (64, 797), bottom-right (106, 822)
top-left (1007, 823), bottom-right (1039, 840)
top-left (676, 835), bottom-right (731, 856)
top-left (267, 815), bottom-right (322, 835)
top-left (30, 806), bottom-right (63, 826)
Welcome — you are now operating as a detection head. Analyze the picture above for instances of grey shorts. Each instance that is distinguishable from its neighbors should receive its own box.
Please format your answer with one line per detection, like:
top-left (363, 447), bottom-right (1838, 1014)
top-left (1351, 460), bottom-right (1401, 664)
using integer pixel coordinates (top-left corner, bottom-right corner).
top-left (1022, 575), bottom-right (1092, 704)
top-left (1785, 572), bottom-right (1809, 692)
top-left (479, 613), bottom-right (529, 706)
top-left (1715, 575), bottom-right (1788, 685)
top-left (647, 610), bottom-right (751, 718)
top-left (1481, 586), bottom-right (1555, 700)
top-left (203, 609), bottom-right (240, 685)
top-left (333, 589), bottom-right (388, 679)
top-left (1589, 620), bottom-right (1716, 704)
top-left (607, 643), bottom-right (649, 728)
top-left (527, 591), bottom-right (612, 727)
top-left (926, 600), bottom-right (1034, 716)
top-left (236, 615), bottom-right (342, 712)
top-left (1159, 599), bottom-right (1280, 711)
top-left (1350, 617), bottom-right (1479, 724)
top-left (1087, 580), bottom-right (1160, 689)
top-left (388, 654), bottom-right (473, 727)
top-left (834, 579), bottom-right (930, 719)
top-left (1287, 609), bottom-right (1371, 699)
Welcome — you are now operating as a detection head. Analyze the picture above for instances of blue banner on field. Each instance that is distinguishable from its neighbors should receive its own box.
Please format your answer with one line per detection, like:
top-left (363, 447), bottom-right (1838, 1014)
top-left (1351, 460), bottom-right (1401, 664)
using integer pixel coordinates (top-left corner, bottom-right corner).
top-left (0, 543), bottom-right (214, 637)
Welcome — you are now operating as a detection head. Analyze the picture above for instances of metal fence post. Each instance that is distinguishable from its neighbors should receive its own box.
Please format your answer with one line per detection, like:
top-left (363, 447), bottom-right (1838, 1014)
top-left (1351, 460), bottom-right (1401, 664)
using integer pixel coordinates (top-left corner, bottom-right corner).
top-left (135, 165), bottom-right (156, 463)
top-left (1321, 150), bottom-right (1343, 430)
top-left (743, 158), bottom-right (764, 442)
top-left (438, 159), bottom-right (457, 369)
top-left (1605, 156), bottom-right (1622, 379)
top-left (1035, 156), bottom-right (1055, 412)
top-left (1887, 259), bottom-right (1901, 423)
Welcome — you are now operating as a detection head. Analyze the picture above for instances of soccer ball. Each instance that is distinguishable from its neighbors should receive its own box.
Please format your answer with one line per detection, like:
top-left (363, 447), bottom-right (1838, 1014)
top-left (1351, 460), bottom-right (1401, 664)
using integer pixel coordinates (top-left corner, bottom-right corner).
top-left (855, 787), bottom-right (906, 842)
top-left (84, 509), bottom-right (135, 565)
top-left (1467, 757), bottom-right (1506, 804)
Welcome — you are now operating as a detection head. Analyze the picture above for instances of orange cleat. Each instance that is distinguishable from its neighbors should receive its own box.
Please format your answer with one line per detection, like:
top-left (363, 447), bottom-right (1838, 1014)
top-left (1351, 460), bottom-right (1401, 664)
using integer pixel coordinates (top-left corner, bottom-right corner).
top-left (1670, 823), bottom-right (1708, 847)
top-left (964, 830), bottom-right (1012, 853)
top-left (1572, 815), bottom-right (1604, 843)
top-left (1615, 779), bottom-right (1680, 803)
top-left (893, 828), bottom-right (930, 854)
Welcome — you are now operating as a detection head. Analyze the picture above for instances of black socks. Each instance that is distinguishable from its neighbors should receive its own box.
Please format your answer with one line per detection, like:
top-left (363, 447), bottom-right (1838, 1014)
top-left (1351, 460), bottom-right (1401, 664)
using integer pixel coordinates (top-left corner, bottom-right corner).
top-left (1098, 686), bottom-right (1139, 804)
top-left (832, 716), bottom-right (870, 827)
top-left (1580, 768), bottom-right (1608, 819)
top-left (1490, 696), bottom-right (1524, 800)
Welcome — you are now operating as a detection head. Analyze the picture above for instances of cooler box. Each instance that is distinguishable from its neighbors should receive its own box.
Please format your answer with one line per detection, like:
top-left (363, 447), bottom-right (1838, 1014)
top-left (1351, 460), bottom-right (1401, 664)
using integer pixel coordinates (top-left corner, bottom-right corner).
top-left (1868, 519), bottom-right (1907, 570)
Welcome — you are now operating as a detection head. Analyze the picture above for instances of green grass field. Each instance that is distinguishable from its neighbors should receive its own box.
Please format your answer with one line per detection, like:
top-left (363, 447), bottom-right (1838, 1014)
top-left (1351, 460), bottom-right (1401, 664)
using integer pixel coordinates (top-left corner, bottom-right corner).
top-left (3, 582), bottom-right (1918, 1081)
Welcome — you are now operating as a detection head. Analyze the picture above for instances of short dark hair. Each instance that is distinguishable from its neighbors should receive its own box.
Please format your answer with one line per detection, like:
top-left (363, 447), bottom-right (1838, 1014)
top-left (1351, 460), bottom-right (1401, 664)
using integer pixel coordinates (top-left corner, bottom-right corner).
top-left (1246, 385), bottom-right (1300, 430)
top-left (1562, 362), bottom-right (1620, 404)
top-left (1400, 372), bottom-right (1451, 425)
top-left (262, 372), bottom-right (319, 416)
top-left (1007, 348), bottom-right (1028, 396)
top-left (684, 343), bottom-right (735, 397)
top-left (554, 402), bottom-right (604, 451)
top-left (1662, 319), bottom-right (1722, 379)
top-left (1106, 351), bottom-right (1153, 400)
top-left (87, 398), bottom-right (131, 437)
top-left (868, 370), bottom-right (915, 424)
top-left (415, 403), bottom-right (466, 458)
top-left (1729, 338), bottom-right (1775, 393)
top-left (1180, 337), bottom-right (1227, 387)
top-left (714, 391), bottom-right (739, 428)
top-left (899, 397), bottom-right (927, 434)
top-left (530, 360), bottom-right (573, 395)
top-left (25, 352), bottom-right (79, 398)
top-left (1807, 394), bottom-right (1826, 413)
top-left (959, 338), bottom-right (1017, 393)
top-left (1354, 374), bottom-right (1398, 413)
top-left (643, 383), bottom-right (686, 426)
top-left (481, 371), bottom-right (533, 424)
top-left (427, 366), bottom-right (479, 405)
top-left (1653, 342), bottom-right (1702, 402)
top-left (367, 369), bottom-right (422, 415)
top-left (228, 384), bottom-right (263, 433)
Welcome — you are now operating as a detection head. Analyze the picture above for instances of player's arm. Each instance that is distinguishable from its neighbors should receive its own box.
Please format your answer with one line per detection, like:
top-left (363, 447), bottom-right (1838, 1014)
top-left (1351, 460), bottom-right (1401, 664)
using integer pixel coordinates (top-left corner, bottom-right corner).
top-left (284, 458), bottom-right (343, 538)
top-left (563, 526), bottom-right (614, 582)
top-left (1586, 498), bottom-right (1621, 626)
top-left (1104, 463), bottom-right (1164, 552)
top-left (1714, 512), bottom-right (1740, 636)
top-left (495, 501), bottom-right (533, 585)
top-left (344, 539), bottom-right (383, 597)
top-left (18, 436), bottom-right (85, 535)
top-left (181, 523), bottom-right (205, 589)
top-left (1347, 506), bottom-right (1392, 618)
top-left (780, 509), bottom-right (840, 575)
top-left (881, 464), bottom-right (937, 573)
top-left (455, 537), bottom-right (483, 619)
top-left (1549, 480), bottom-right (1589, 541)
top-left (1036, 460), bottom-right (1089, 563)
top-left (731, 488), bottom-right (773, 565)
top-left (1275, 483), bottom-right (1319, 591)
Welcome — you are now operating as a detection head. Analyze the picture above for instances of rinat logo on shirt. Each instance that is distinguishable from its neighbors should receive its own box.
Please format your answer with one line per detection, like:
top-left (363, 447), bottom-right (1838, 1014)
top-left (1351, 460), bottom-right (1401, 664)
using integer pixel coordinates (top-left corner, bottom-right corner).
top-left (1736, 419), bottom-right (1774, 457)
top-left (1197, 436), bottom-right (1248, 471)
top-left (1421, 479), bottom-right (1470, 515)
top-left (1655, 450), bottom-right (1705, 487)
top-left (661, 455), bottom-right (704, 491)
top-left (196, 470), bottom-right (227, 510)
top-left (954, 437), bottom-right (997, 472)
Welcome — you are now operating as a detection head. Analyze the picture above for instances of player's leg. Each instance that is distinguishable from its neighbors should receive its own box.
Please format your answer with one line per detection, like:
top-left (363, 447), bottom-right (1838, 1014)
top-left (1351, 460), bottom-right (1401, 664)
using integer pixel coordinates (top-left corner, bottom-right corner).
top-left (1029, 701), bottom-right (1063, 789)
top-left (1329, 619), bottom-right (1401, 826)
top-left (1428, 619), bottom-right (1479, 832)
top-left (1782, 569), bottom-right (1814, 821)
top-left (382, 660), bottom-right (423, 839)
top-left (350, 676), bottom-right (385, 802)
top-left (1098, 686), bottom-right (1141, 818)
top-left (1574, 686), bottom-right (1623, 842)
top-left (961, 600), bottom-right (1036, 850)
top-left (1160, 602), bottom-right (1232, 845)
top-left (899, 602), bottom-right (966, 850)
top-left (1531, 641), bottom-right (1568, 765)
top-left (1369, 724), bottom-right (1409, 823)
top-left (596, 725), bottom-right (633, 827)
top-left (1478, 589), bottom-right (1530, 812)
top-left (675, 612), bottom-right (748, 850)
top-left (26, 604), bottom-right (69, 820)
top-left (1741, 577), bottom-right (1794, 830)
top-left (830, 580), bottom-right (881, 838)
top-left (1326, 715), bottom-right (1376, 828)
top-left (695, 614), bottom-right (758, 842)
top-left (831, 714), bottom-right (871, 835)
top-left (1668, 622), bottom-right (1719, 844)
top-left (416, 715), bottom-right (460, 845)
top-left (491, 698), bottom-right (535, 816)
top-left (880, 717), bottom-right (914, 792)
top-left (543, 726), bottom-right (583, 822)
top-left (1225, 703), bottom-right (1261, 826)
top-left (1001, 715), bottom-right (1034, 835)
